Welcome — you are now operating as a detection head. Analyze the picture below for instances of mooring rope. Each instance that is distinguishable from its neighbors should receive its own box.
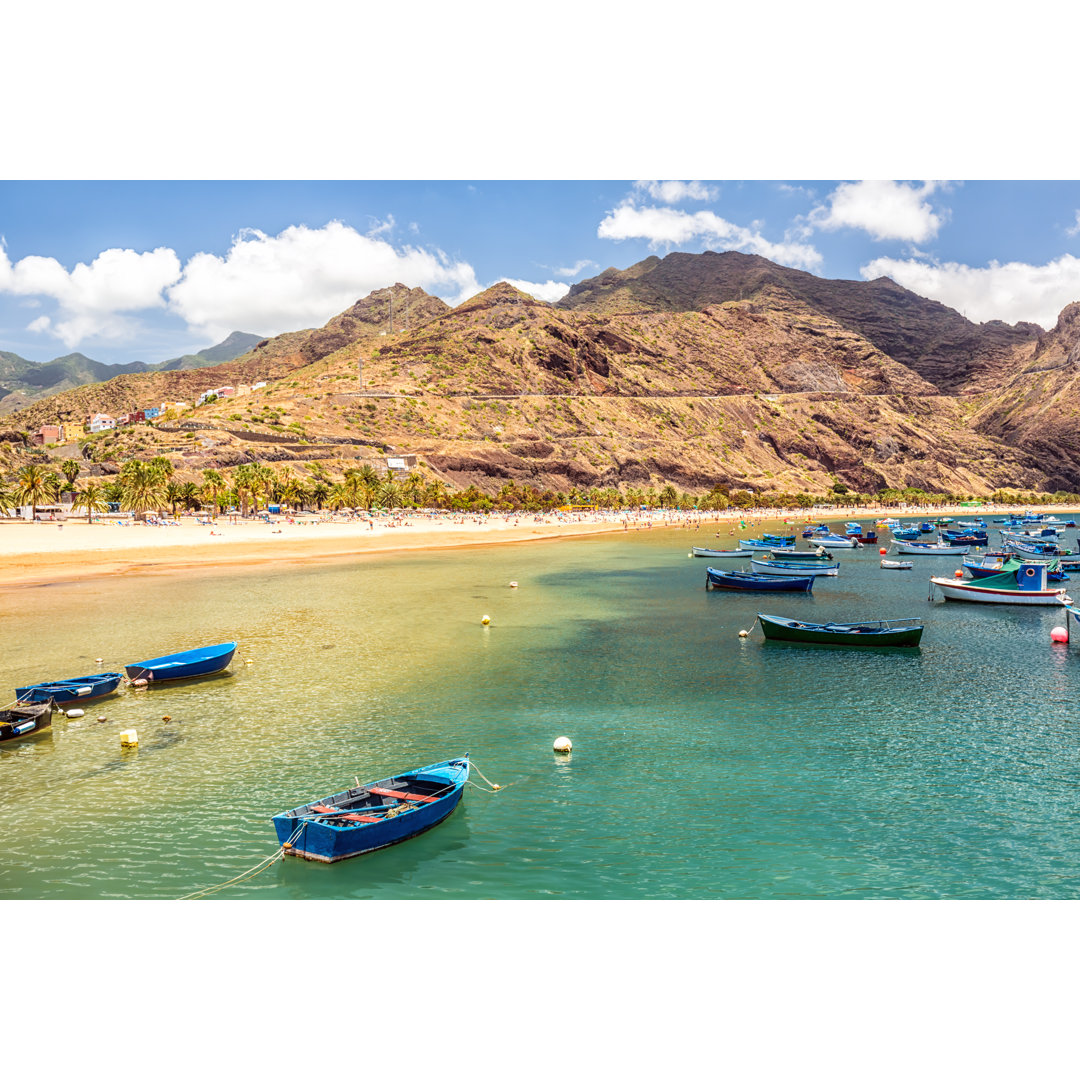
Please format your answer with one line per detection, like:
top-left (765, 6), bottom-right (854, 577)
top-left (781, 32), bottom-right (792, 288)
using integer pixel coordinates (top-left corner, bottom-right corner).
top-left (176, 822), bottom-right (304, 901)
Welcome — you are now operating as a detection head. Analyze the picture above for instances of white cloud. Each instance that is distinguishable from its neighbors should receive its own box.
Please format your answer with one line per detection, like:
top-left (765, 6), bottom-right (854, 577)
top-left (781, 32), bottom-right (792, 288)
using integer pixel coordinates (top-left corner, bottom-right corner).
top-left (502, 278), bottom-right (571, 303)
top-left (861, 254), bottom-right (1080, 329)
top-left (0, 242), bottom-right (182, 347)
top-left (555, 259), bottom-right (596, 278)
top-left (633, 180), bottom-right (719, 203)
top-left (1066, 210), bottom-right (1080, 237)
top-left (807, 180), bottom-right (949, 243)
top-left (598, 203), bottom-right (823, 271)
top-left (166, 221), bottom-right (482, 340)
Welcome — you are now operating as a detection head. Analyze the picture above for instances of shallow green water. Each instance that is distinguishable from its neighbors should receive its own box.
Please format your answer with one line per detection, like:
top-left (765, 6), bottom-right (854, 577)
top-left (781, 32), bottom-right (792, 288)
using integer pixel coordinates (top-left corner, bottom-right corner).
top-left (4, 521), bottom-right (1080, 899)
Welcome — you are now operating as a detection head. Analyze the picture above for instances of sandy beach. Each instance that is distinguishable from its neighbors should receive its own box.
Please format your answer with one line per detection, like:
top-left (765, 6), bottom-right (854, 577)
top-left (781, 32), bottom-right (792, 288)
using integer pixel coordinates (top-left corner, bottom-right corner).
top-left (1, 504), bottom-right (1070, 590)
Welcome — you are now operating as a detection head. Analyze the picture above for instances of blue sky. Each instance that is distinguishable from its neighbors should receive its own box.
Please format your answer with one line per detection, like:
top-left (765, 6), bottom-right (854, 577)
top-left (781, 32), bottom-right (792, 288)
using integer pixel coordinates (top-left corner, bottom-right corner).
top-left (5, 179), bottom-right (1080, 367)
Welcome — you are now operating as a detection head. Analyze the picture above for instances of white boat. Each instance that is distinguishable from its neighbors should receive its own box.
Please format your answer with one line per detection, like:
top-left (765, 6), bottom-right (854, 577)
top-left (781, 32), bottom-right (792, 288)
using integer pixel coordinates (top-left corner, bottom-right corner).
top-left (749, 558), bottom-right (839, 577)
top-left (880, 559), bottom-right (913, 570)
top-left (812, 534), bottom-right (859, 548)
top-left (892, 540), bottom-right (969, 555)
top-left (929, 563), bottom-right (1071, 605)
top-left (691, 546), bottom-right (751, 558)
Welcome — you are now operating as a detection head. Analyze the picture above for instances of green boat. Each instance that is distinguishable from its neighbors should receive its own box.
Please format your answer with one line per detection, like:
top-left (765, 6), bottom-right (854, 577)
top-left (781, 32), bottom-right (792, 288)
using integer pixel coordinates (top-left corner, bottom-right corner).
top-left (756, 612), bottom-right (924, 647)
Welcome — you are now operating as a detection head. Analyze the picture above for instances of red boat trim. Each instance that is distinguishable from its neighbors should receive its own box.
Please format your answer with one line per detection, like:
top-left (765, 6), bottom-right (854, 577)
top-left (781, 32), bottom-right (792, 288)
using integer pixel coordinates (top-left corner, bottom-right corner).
top-left (368, 786), bottom-right (440, 803)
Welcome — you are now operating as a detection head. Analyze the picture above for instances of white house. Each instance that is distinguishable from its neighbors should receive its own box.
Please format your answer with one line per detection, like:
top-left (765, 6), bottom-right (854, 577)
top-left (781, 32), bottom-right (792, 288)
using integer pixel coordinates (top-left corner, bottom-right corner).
top-left (89, 414), bottom-right (115, 434)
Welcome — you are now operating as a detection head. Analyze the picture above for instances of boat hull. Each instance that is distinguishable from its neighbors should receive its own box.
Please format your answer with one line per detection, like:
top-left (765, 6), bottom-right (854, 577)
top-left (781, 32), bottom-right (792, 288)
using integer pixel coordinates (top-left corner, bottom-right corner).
top-left (0, 700), bottom-right (55, 743)
top-left (929, 578), bottom-right (1069, 605)
top-left (691, 547), bottom-right (750, 558)
top-left (273, 758), bottom-right (470, 863)
top-left (706, 568), bottom-right (813, 592)
top-left (892, 541), bottom-right (969, 555)
top-left (125, 642), bottom-right (236, 683)
top-left (757, 613), bottom-right (923, 647)
top-left (749, 558), bottom-right (838, 576)
top-left (16, 673), bottom-right (124, 704)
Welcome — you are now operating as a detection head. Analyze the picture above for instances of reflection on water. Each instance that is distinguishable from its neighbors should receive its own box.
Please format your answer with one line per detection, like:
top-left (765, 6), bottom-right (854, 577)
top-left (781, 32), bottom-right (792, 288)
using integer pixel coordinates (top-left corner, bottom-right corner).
top-left (4, 524), bottom-right (1080, 898)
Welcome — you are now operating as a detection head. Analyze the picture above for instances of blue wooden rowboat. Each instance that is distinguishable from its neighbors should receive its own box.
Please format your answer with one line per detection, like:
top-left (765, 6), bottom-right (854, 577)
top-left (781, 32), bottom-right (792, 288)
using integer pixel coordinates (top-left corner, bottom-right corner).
top-left (273, 756), bottom-right (470, 863)
top-left (0, 700), bottom-right (55, 744)
top-left (124, 642), bottom-right (236, 683)
top-left (756, 613), bottom-right (924, 647)
top-left (16, 671), bottom-right (124, 705)
top-left (705, 567), bottom-right (814, 592)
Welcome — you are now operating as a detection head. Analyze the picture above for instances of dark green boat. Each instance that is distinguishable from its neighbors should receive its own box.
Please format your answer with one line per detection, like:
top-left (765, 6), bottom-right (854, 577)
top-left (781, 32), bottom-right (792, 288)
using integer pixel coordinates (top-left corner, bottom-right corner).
top-left (756, 612), bottom-right (924, 647)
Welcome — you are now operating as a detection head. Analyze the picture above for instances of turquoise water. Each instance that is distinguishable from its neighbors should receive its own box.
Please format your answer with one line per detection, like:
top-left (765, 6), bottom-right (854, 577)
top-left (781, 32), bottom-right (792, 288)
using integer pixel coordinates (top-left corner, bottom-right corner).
top-left (4, 522), bottom-right (1080, 899)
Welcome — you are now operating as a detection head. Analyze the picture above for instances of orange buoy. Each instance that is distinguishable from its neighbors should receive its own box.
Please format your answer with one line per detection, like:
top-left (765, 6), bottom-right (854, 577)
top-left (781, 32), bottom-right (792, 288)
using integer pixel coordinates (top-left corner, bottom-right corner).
top-left (879, 547), bottom-right (887, 555)
top-left (954, 569), bottom-right (964, 579)
top-left (1051, 626), bottom-right (1069, 643)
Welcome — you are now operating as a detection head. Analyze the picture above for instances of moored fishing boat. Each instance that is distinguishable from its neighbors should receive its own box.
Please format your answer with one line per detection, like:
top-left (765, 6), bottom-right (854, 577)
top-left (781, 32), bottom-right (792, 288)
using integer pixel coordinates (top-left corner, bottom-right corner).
top-left (749, 557), bottom-right (839, 576)
top-left (273, 756), bottom-right (470, 863)
top-left (892, 539), bottom-right (969, 555)
top-left (690, 546), bottom-right (751, 558)
top-left (880, 559), bottom-right (914, 570)
top-left (0, 700), bottom-right (55, 743)
top-left (755, 613), bottom-right (924, 647)
top-left (15, 671), bottom-right (124, 705)
top-left (705, 568), bottom-right (814, 592)
top-left (929, 563), bottom-right (1071, 605)
top-left (813, 533), bottom-right (859, 548)
top-left (124, 642), bottom-right (237, 683)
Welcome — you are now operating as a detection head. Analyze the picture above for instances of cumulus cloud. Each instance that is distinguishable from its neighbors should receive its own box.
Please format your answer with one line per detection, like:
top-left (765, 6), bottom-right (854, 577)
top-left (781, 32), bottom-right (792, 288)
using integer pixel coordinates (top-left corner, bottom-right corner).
top-left (502, 278), bottom-right (571, 303)
top-left (0, 242), bottom-right (182, 347)
top-left (861, 254), bottom-right (1080, 329)
top-left (1066, 210), bottom-right (1080, 237)
top-left (807, 180), bottom-right (949, 243)
top-left (632, 180), bottom-right (719, 203)
top-left (598, 203), bottom-right (822, 271)
top-left (166, 221), bottom-right (483, 340)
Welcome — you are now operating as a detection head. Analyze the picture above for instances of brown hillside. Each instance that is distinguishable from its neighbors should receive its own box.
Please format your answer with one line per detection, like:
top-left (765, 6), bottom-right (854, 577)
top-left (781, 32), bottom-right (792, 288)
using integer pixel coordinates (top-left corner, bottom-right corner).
top-left (558, 251), bottom-right (1042, 394)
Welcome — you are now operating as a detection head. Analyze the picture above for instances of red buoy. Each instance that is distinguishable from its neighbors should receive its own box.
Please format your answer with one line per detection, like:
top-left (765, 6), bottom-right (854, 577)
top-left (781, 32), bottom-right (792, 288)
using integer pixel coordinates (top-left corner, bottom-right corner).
top-left (879, 547), bottom-right (887, 555)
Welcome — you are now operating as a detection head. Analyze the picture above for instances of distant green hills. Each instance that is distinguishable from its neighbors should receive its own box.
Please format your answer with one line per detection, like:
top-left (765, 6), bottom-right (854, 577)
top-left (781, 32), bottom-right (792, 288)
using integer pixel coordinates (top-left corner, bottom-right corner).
top-left (0, 331), bottom-right (262, 413)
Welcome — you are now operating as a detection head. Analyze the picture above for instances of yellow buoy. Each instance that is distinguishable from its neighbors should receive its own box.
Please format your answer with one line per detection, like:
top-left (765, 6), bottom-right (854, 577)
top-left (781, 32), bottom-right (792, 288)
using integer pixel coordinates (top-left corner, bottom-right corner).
top-left (481, 615), bottom-right (491, 625)
top-left (553, 736), bottom-right (572, 753)
top-left (120, 729), bottom-right (138, 747)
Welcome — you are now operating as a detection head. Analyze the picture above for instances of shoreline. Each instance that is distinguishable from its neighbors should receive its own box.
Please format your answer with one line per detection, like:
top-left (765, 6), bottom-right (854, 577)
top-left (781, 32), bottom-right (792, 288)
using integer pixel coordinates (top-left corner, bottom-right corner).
top-left (1, 503), bottom-right (1073, 590)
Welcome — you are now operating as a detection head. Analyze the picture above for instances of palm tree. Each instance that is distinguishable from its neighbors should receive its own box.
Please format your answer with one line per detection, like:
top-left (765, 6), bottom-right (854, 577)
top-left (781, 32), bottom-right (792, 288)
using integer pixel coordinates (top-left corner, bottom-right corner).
top-left (119, 460), bottom-right (165, 514)
top-left (200, 469), bottom-right (227, 519)
top-left (163, 479), bottom-right (185, 517)
top-left (309, 481), bottom-right (331, 510)
top-left (60, 459), bottom-right (80, 490)
top-left (379, 473), bottom-right (402, 510)
top-left (232, 464), bottom-right (257, 516)
top-left (253, 462), bottom-right (276, 512)
top-left (71, 481), bottom-right (109, 524)
top-left (16, 463), bottom-right (60, 520)
top-left (0, 482), bottom-right (15, 515)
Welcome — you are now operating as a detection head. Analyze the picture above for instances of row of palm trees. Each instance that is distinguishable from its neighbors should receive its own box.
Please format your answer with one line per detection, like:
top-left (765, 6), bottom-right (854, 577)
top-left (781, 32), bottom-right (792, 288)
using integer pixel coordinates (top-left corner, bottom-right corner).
top-left (9, 455), bottom-right (1079, 521)
top-left (0, 458), bottom-right (451, 521)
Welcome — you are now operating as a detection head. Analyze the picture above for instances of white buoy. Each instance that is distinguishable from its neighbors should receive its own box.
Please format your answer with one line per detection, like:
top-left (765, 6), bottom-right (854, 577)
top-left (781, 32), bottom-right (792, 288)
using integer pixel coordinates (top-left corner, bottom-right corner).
top-left (509, 581), bottom-right (518, 588)
top-left (130, 678), bottom-right (148, 688)
top-left (120, 729), bottom-right (138, 747)
top-left (738, 630), bottom-right (749, 638)
top-left (66, 709), bottom-right (85, 718)
top-left (95, 658), bottom-right (103, 664)
top-left (553, 736), bottom-right (572, 753)
top-left (481, 614), bottom-right (491, 625)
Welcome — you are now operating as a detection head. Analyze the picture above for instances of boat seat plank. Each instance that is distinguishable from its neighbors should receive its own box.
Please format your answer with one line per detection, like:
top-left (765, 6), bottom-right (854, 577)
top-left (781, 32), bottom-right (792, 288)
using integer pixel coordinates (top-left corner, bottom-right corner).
top-left (338, 814), bottom-right (382, 823)
top-left (367, 786), bottom-right (440, 803)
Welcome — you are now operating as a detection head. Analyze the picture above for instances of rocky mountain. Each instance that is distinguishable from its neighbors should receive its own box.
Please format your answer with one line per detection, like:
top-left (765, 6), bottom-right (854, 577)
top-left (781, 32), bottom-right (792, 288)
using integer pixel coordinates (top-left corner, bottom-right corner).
top-left (0, 256), bottom-right (1072, 499)
top-left (558, 251), bottom-right (1043, 395)
top-left (0, 332), bottom-right (263, 415)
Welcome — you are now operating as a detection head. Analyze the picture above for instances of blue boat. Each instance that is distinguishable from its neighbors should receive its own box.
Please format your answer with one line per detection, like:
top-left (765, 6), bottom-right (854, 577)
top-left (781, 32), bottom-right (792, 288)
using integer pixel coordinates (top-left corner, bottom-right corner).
top-left (16, 671), bottom-right (124, 705)
top-left (705, 567), bottom-right (814, 592)
top-left (273, 757), bottom-right (471, 863)
top-left (124, 642), bottom-right (236, 683)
